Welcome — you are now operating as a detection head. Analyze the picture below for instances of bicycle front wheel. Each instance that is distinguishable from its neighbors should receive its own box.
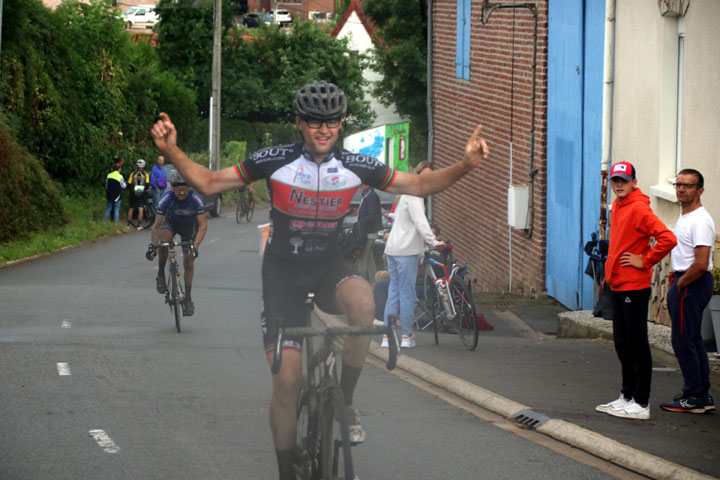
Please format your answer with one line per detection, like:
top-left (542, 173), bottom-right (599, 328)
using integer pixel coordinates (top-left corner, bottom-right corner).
top-left (245, 197), bottom-right (254, 222)
top-left (424, 270), bottom-right (440, 345)
top-left (320, 387), bottom-right (354, 480)
top-left (450, 277), bottom-right (478, 350)
top-left (170, 267), bottom-right (182, 333)
top-left (235, 197), bottom-right (245, 223)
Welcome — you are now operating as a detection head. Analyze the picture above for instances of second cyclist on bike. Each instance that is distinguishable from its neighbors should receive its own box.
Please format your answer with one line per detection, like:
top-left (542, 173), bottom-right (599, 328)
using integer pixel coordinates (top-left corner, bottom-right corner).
top-left (145, 171), bottom-right (207, 317)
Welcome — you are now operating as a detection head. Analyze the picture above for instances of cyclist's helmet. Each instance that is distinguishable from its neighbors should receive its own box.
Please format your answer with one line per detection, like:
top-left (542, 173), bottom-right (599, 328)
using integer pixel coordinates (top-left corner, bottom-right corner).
top-left (294, 81), bottom-right (347, 121)
top-left (137, 159), bottom-right (146, 168)
top-left (170, 171), bottom-right (187, 186)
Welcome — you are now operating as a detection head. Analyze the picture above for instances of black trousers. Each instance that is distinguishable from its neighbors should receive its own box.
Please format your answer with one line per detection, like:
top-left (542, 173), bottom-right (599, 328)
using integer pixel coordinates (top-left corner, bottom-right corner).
top-left (667, 271), bottom-right (714, 396)
top-left (610, 287), bottom-right (652, 405)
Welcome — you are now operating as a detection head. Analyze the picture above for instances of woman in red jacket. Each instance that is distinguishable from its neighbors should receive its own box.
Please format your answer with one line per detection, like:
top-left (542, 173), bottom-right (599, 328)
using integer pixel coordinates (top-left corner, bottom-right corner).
top-left (595, 161), bottom-right (677, 420)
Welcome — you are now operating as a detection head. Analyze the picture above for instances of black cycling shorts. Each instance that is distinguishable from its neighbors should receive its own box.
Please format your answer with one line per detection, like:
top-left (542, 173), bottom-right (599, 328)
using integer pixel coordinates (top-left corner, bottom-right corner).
top-left (160, 219), bottom-right (197, 254)
top-left (261, 251), bottom-right (361, 352)
top-left (130, 192), bottom-right (148, 209)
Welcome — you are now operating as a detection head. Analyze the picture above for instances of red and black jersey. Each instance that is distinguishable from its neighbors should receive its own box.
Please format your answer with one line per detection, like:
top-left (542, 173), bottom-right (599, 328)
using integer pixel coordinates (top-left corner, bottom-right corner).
top-left (234, 142), bottom-right (396, 260)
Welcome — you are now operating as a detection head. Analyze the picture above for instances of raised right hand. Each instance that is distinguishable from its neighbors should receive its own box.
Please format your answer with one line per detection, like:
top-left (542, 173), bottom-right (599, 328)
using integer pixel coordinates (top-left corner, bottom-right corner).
top-left (150, 113), bottom-right (177, 153)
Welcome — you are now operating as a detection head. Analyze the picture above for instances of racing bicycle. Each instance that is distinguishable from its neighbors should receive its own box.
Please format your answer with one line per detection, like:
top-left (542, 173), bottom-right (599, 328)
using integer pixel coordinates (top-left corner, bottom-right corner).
top-left (155, 240), bottom-right (192, 333)
top-left (235, 187), bottom-right (254, 223)
top-left (420, 243), bottom-right (479, 350)
top-left (272, 295), bottom-right (400, 480)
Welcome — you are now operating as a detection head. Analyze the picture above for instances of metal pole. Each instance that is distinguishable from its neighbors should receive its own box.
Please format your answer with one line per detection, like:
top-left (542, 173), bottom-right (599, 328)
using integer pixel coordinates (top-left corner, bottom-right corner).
top-left (210, 0), bottom-right (222, 171)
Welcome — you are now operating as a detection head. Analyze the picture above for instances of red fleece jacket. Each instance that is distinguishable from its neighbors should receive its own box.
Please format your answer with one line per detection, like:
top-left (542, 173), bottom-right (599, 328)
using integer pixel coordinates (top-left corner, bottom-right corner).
top-left (605, 188), bottom-right (677, 291)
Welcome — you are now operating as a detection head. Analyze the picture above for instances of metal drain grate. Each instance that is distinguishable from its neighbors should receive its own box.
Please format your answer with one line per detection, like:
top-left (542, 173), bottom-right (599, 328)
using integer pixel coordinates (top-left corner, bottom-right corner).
top-left (512, 409), bottom-right (551, 430)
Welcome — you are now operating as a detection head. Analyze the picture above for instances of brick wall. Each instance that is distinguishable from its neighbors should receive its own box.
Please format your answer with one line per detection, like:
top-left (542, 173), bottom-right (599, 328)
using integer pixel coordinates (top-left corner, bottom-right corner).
top-left (431, 1), bottom-right (548, 296)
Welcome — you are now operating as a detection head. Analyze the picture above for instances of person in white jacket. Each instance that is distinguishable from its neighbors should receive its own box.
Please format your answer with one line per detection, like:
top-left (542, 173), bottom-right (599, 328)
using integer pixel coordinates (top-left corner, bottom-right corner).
top-left (383, 161), bottom-right (441, 348)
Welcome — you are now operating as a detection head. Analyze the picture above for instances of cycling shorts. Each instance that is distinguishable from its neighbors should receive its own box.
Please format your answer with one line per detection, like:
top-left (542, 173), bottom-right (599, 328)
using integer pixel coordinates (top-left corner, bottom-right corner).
top-left (161, 218), bottom-right (197, 254)
top-left (130, 192), bottom-right (148, 209)
top-left (261, 251), bottom-right (362, 352)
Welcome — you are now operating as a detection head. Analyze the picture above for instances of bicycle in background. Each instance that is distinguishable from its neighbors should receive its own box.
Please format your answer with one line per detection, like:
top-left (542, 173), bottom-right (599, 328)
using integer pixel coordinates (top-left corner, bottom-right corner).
top-left (272, 295), bottom-right (400, 480)
top-left (153, 240), bottom-right (192, 333)
top-left (420, 243), bottom-right (479, 350)
top-left (235, 186), bottom-right (255, 223)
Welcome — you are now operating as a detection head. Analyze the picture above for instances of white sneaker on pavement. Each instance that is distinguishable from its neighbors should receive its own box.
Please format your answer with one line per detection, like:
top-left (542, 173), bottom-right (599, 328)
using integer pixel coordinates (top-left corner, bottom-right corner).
top-left (596, 395), bottom-right (630, 414)
top-left (607, 399), bottom-right (650, 420)
top-left (401, 334), bottom-right (416, 348)
top-left (380, 335), bottom-right (388, 348)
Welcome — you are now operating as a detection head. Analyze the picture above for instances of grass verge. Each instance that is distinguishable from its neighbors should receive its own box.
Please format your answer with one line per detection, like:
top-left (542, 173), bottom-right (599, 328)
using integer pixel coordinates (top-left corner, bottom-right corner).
top-left (0, 193), bottom-right (132, 264)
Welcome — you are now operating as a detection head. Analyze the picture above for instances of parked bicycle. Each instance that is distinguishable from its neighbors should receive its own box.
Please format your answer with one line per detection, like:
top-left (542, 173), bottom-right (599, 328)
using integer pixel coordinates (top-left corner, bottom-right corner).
top-left (235, 187), bottom-right (254, 223)
top-left (153, 240), bottom-right (192, 333)
top-left (419, 243), bottom-right (479, 350)
top-left (271, 295), bottom-right (400, 480)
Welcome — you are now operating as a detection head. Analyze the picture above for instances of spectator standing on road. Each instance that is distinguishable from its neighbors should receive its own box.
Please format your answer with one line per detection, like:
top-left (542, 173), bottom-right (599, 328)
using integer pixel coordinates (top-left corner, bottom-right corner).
top-left (104, 159), bottom-right (126, 223)
top-left (354, 184), bottom-right (383, 282)
top-left (127, 159), bottom-right (150, 228)
top-left (149, 155), bottom-right (167, 207)
top-left (660, 169), bottom-right (716, 414)
top-left (596, 161), bottom-right (677, 420)
top-left (383, 161), bottom-right (441, 348)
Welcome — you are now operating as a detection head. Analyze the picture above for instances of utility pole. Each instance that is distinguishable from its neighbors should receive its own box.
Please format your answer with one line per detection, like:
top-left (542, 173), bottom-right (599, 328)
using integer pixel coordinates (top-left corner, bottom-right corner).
top-left (210, 0), bottom-right (222, 171)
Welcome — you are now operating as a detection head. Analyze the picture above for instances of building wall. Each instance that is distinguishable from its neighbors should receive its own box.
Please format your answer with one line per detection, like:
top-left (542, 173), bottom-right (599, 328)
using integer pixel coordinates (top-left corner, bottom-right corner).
top-left (612, 0), bottom-right (720, 236)
top-left (431, 1), bottom-right (549, 296)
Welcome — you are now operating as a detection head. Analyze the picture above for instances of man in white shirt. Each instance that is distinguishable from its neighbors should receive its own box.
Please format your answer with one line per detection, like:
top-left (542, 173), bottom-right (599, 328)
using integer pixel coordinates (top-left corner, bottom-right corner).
top-left (660, 169), bottom-right (716, 414)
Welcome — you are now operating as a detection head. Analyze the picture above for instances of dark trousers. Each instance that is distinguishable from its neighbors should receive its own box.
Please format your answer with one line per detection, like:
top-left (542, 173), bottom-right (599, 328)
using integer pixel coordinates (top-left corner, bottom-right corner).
top-left (610, 287), bottom-right (652, 405)
top-left (667, 271), bottom-right (714, 396)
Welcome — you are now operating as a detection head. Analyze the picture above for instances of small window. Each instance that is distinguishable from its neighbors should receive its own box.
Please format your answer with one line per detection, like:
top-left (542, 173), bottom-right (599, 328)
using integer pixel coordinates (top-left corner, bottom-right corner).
top-left (455, 0), bottom-right (471, 80)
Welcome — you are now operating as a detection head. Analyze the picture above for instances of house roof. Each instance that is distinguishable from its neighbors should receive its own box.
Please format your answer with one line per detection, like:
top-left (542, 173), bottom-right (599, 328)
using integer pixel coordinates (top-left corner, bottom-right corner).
top-left (330, 1), bottom-right (380, 45)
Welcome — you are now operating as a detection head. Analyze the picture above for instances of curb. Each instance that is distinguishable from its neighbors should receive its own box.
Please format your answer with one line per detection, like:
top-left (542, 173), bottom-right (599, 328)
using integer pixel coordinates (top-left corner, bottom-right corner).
top-left (315, 310), bottom-right (716, 480)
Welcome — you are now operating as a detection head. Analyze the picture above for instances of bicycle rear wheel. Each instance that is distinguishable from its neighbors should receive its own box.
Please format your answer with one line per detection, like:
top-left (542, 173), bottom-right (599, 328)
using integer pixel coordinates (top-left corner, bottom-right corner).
top-left (320, 387), bottom-right (354, 480)
top-left (236, 196), bottom-right (246, 223)
top-left (450, 277), bottom-right (478, 350)
top-left (424, 271), bottom-right (440, 345)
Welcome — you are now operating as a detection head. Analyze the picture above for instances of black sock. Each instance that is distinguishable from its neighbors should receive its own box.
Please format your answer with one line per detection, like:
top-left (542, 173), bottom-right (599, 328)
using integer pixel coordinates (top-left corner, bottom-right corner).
top-left (340, 364), bottom-right (362, 406)
top-left (185, 285), bottom-right (192, 302)
top-left (275, 449), bottom-right (297, 480)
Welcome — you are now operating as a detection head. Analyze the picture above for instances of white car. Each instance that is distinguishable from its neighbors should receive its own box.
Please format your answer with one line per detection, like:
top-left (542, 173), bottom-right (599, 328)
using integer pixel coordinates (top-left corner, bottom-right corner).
top-left (268, 9), bottom-right (292, 25)
top-left (122, 5), bottom-right (159, 29)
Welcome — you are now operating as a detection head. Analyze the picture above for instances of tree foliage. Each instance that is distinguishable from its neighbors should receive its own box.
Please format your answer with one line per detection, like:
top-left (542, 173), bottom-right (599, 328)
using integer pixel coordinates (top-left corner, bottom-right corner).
top-left (0, 0), bottom-right (197, 195)
top-left (362, 0), bottom-right (428, 164)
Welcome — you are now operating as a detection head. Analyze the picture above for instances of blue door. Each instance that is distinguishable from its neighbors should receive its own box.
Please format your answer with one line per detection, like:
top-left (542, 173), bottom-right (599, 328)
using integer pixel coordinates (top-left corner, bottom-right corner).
top-left (546, 0), bottom-right (604, 310)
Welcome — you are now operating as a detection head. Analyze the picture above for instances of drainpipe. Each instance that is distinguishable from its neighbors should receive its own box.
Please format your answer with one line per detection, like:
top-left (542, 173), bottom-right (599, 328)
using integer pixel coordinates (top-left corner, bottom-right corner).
top-left (481, 2), bottom-right (539, 240)
top-left (426, 0), bottom-right (434, 220)
top-left (599, 0), bottom-right (616, 240)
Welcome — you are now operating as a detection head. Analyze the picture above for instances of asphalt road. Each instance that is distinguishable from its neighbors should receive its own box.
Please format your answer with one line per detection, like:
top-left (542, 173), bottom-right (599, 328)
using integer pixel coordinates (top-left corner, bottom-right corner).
top-left (1, 208), bottom-right (618, 479)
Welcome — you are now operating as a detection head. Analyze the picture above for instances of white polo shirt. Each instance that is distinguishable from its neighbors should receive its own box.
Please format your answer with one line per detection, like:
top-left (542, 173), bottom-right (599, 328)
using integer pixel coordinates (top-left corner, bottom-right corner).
top-left (670, 206), bottom-right (715, 272)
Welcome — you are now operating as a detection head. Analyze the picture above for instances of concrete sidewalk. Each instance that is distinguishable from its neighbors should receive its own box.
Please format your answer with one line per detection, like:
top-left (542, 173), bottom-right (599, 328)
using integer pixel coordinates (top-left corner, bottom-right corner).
top-left (318, 293), bottom-right (720, 479)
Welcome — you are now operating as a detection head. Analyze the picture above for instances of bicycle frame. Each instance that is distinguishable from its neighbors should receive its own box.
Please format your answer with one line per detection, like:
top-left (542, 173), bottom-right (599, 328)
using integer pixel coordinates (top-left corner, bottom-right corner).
top-left (156, 240), bottom-right (191, 332)
top-left (424, 249), bottom-right (468, 321)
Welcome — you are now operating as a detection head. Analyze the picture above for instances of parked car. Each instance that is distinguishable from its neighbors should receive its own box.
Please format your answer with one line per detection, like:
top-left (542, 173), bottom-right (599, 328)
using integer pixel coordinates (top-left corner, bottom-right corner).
top-left (268, 9), bottom-right (292, 25)
top-left (122, 5), bottom-right (158, 29)
top-left (243, 11), bottom-right (273, 27)
top-left (164, 165), bottom-right (223, 218)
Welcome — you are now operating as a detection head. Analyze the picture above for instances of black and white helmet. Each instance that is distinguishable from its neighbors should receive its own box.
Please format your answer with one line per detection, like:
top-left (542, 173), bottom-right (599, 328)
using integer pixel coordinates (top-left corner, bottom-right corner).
top-left (170, 171), bottom-right (187, 186)
top-left (137, 159), bottom-right (146, 168)
top-left (294, 81), bottom-right (347, 121)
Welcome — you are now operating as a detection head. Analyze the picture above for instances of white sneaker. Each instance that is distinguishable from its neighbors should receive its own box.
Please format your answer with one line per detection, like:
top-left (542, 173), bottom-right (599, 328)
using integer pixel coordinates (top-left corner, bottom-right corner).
top-left (401, 334), bottom-right (416, 348)
top-left (596, 395), bottom-right (630, 413)
top-left (607, 399), bottom-right (650, 420)
top-left (346, 407), bottom-right (366, 444)
top-left (380, 335), bottom-right (388, 348)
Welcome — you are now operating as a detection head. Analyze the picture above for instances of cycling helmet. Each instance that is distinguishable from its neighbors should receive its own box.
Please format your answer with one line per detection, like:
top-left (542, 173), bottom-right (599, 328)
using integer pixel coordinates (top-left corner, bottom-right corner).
top-left (137, 159), bottom-right (146, 168)
top-left (170, 171), bottom-right (187, 186)
top-left (294, 81), bottom-right (347, 121)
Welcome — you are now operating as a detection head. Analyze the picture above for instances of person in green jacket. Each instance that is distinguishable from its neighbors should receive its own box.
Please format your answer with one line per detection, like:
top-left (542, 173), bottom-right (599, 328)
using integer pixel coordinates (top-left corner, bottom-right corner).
top-left (104, 159), bottom-right (126, 223)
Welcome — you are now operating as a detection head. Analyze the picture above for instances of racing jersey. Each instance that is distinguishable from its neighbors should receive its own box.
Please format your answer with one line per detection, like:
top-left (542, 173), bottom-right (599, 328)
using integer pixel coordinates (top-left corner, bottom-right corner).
top-left (234, 142), bottom-right (396, 259)
top-left (156, 189), bottom-right (205, 225)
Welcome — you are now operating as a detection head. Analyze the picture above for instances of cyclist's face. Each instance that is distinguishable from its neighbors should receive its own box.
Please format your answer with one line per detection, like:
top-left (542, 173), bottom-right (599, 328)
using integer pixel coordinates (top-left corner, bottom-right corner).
top-left (296, 116), bottom-right (342, 162)
top-left (172, 185), bottom-right (190, 200)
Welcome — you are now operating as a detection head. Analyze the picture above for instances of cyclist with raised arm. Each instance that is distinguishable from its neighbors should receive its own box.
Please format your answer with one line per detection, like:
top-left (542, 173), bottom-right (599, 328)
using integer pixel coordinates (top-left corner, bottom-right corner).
top-left (150, 80), bottom-right (488, 480)
top-left (145, 171), bottom-right (207, 317)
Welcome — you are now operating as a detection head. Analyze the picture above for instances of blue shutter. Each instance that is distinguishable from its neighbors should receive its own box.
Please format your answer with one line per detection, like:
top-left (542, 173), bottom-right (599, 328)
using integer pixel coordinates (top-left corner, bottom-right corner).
top-left (456, 0), bottom-right (471, 80)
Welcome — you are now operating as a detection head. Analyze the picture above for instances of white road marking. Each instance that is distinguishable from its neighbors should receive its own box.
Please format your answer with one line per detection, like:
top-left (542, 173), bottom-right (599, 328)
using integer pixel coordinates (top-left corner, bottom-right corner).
top-left (208, 238), bottom-right (218, 244)
top-left (56, 363), bottom-right (71, 376)
top-left (61, 320), bottom-right (72, 328)
top-left (88, 429), bottom-right (120, 453)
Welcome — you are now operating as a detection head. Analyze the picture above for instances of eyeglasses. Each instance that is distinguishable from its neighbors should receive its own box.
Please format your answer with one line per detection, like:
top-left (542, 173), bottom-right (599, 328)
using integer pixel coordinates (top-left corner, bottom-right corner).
top-left (172, 185), bottom-right (189, 192)
top-left (305, 119), bottom-right (341, 129)
top-left (673, 183), bottom-right (698, 189)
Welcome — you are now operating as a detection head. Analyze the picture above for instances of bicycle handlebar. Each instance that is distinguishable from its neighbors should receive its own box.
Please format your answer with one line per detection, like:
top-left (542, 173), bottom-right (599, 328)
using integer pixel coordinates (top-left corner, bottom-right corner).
top-left (271, 315), bottom-right (400, 374)
top-left (154, 240), bottom-right (194, 248)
